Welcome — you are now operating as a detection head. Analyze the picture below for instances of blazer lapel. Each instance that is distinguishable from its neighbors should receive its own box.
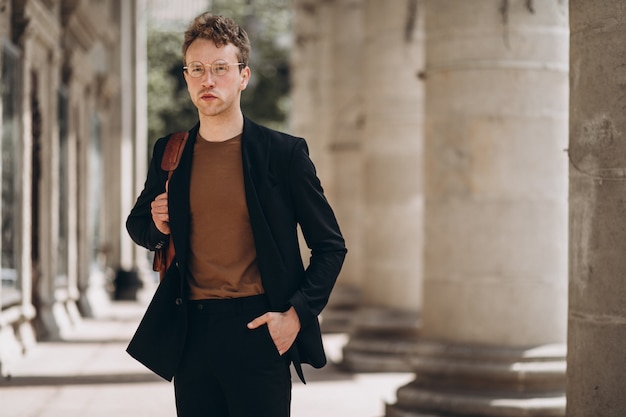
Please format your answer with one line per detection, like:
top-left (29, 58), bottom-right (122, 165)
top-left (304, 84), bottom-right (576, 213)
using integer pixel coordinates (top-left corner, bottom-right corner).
top-left (242, 117), bottom-right (269, 195)
top-left (241, 118), bottom-right (287, 307)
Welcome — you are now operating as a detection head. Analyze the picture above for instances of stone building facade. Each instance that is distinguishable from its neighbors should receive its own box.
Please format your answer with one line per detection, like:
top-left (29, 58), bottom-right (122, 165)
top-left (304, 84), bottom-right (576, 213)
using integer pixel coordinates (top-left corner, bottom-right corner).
top-left (0, 0), bottom-right (147, 375)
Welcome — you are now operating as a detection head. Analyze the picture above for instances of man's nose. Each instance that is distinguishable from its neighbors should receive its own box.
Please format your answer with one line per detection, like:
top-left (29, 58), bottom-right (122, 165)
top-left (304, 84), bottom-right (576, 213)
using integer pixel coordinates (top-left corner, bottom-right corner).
top-left (201, 68), bottom-right (216, 87)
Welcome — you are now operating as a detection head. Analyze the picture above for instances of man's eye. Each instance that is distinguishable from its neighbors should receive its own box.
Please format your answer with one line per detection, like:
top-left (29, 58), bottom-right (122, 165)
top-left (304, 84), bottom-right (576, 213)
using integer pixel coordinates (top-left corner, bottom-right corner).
top-left (189, 64), bottom-right (204, 74)
top-left (214, 64), bottom-right (228, 73)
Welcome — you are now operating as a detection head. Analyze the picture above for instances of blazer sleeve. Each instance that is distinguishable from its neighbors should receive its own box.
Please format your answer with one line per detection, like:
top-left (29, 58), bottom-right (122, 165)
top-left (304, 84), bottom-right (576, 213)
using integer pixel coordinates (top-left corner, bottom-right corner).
top-left (126, 137), bottom-right (170, 251)
top-left (287, 139), bottom-right (347, 326)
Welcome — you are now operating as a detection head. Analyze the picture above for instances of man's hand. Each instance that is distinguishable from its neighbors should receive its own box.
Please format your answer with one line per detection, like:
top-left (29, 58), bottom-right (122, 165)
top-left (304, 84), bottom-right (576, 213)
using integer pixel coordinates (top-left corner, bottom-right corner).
top-left (247, 306), bottom-right (301, 356)
top-left (151, 184), bottom-right (170, 235)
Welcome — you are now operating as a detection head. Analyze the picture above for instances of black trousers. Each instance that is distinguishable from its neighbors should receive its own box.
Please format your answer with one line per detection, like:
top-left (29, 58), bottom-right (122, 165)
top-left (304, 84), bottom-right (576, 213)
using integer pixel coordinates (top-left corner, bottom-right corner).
top-left (173, 295), bottom-right (292, 417)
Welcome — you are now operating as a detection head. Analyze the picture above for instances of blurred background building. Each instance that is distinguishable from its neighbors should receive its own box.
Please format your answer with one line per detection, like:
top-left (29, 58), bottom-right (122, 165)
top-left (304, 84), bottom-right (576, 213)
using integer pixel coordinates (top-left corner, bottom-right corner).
top-left (0, 0), bottom-right (145, 359)
top-left (1, 1), bottom-right (624, 416)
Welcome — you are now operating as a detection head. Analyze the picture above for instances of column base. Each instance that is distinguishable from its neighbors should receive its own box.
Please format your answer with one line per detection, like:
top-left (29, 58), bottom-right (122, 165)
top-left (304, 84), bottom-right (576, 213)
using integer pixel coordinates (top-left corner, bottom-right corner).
top-left (15, 319), bottom-right (37, 352)
top-left (16, 303), bottom-right (38, 351)
top-left (79, 267), bottom-right (112, 318)
top-left (0, 304), bottom-right (37, 377)
top-left (0, 324), bottom-right (23, 377)
top-left (386, 341), bottom-right (566, 417)
top-left (38, 300), bottom-right (75, 340)
top-left (320, 284), bottom-right (362, 333)
top-left (341, 307), bottom-right (420, 372)
top-left (65, 299), bottom-right (82, 326)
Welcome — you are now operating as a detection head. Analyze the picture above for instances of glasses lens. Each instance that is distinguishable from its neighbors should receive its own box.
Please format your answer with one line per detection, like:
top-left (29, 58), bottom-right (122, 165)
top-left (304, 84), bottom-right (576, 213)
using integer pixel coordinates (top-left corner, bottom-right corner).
top-left (211, 61), bottom-right (230, 76)
top-left (187, 62), bottom-right (204, 77)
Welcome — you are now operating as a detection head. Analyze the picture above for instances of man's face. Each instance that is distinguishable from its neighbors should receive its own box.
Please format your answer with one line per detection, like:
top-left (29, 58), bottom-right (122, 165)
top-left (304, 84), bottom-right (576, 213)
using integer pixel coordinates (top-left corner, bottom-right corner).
top-left (183, 38), bottom-right (250, 119)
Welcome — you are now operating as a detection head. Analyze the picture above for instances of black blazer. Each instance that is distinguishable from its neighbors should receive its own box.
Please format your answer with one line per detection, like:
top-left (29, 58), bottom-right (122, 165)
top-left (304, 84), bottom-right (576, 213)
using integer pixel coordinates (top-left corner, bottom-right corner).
top-left (126, 117), bottom-right (347, 381)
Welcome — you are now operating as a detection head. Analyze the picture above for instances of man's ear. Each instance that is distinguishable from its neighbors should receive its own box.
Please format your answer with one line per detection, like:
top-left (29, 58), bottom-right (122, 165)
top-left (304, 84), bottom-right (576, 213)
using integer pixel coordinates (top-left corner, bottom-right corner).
top-left (240, 67), bottom-right (251, 90)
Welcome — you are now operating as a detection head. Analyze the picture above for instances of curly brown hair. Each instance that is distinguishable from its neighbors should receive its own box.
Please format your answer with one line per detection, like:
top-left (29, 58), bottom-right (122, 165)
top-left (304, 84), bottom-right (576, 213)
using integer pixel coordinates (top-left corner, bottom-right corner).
top-left (182, 13), bottom-right (251, 68)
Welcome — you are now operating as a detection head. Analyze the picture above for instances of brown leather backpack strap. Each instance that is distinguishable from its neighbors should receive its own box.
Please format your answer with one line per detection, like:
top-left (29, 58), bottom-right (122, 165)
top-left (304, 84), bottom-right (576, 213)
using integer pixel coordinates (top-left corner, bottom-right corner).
top-left (161, 132), bottom-right (189, 172)
top-left (153, 131), bottom-right (189, 280)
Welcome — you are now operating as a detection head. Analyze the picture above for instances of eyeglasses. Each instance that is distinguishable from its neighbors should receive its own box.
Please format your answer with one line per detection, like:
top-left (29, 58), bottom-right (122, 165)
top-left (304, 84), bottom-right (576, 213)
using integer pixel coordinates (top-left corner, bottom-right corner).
top-left (183, 60), bottom-right (245, 77)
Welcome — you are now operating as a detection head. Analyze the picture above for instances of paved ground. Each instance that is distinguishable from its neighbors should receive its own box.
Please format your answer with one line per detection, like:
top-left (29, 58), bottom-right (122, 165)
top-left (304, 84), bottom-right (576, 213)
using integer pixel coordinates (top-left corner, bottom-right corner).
top-left (0, 301), bottom-right (413, 417)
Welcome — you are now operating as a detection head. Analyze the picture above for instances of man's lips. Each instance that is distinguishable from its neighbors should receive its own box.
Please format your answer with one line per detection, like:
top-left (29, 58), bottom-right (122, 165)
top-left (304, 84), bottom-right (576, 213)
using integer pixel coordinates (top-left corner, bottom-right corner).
top-left (200, 92), bottom-right (217, 100)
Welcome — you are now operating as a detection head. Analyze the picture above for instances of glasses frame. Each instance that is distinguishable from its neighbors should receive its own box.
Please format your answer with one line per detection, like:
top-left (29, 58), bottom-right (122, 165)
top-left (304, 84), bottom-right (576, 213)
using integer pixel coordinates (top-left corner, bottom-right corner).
top-left (183, 60), bottom-right (245, 78)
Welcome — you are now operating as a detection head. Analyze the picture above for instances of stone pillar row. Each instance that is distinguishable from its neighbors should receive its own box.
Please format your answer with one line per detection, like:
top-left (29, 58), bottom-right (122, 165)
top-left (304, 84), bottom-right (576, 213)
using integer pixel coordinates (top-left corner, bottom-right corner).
top-left (292, 6), bottom-right (571, 407)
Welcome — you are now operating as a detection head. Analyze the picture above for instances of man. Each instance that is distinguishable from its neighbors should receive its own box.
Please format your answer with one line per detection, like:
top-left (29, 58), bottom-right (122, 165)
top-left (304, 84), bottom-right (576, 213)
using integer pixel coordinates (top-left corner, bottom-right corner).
top-left (126, 12), bottom-right (346, 417)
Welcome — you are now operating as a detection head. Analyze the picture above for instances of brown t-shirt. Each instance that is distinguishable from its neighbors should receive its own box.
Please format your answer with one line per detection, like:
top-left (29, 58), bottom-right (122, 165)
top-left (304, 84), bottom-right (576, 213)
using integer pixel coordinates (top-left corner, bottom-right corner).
top-left (187, 134), bottom-right (264, 299)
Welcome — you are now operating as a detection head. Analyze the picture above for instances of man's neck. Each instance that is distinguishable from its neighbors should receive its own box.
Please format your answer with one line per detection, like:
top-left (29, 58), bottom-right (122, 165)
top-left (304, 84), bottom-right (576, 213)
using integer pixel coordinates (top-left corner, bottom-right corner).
top-left (198, 110), bottom-right (244, 142)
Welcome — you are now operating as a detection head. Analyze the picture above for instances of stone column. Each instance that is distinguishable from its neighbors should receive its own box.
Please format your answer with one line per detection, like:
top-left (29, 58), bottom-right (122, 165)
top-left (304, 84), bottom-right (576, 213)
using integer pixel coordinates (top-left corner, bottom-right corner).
top-left (291, 0), bottom-right (367, 332)
top-left (341, 0), bottom-right (424, 372)
top-left (22, 1), bottom-right (79, 340)
top-left (127, 0), bottom-right (156, 299)
top-left (326, 0), bottom-right (367, 332)
top-left (102, 0), bottom-right (152, 302)
top-left (131, 0), bottom-right (155, 300)
top-left (387, 1), bottom-right (569, 416)
top-left (0, 1), bottom-right (37, 376)
top-left (61, 4), bottom-right (111, 319)
top-left (112, 0), bottom-right (135, 272)
top-left (567, 2), bottom-right (626, 416)
top-left (291, 0), bottom-right (334, 192)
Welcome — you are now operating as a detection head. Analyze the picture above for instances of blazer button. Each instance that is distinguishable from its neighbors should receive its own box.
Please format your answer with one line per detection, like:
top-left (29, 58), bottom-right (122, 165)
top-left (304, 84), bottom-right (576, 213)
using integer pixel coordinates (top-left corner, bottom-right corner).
top-left (175, 298), bottom-right (182, 305)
